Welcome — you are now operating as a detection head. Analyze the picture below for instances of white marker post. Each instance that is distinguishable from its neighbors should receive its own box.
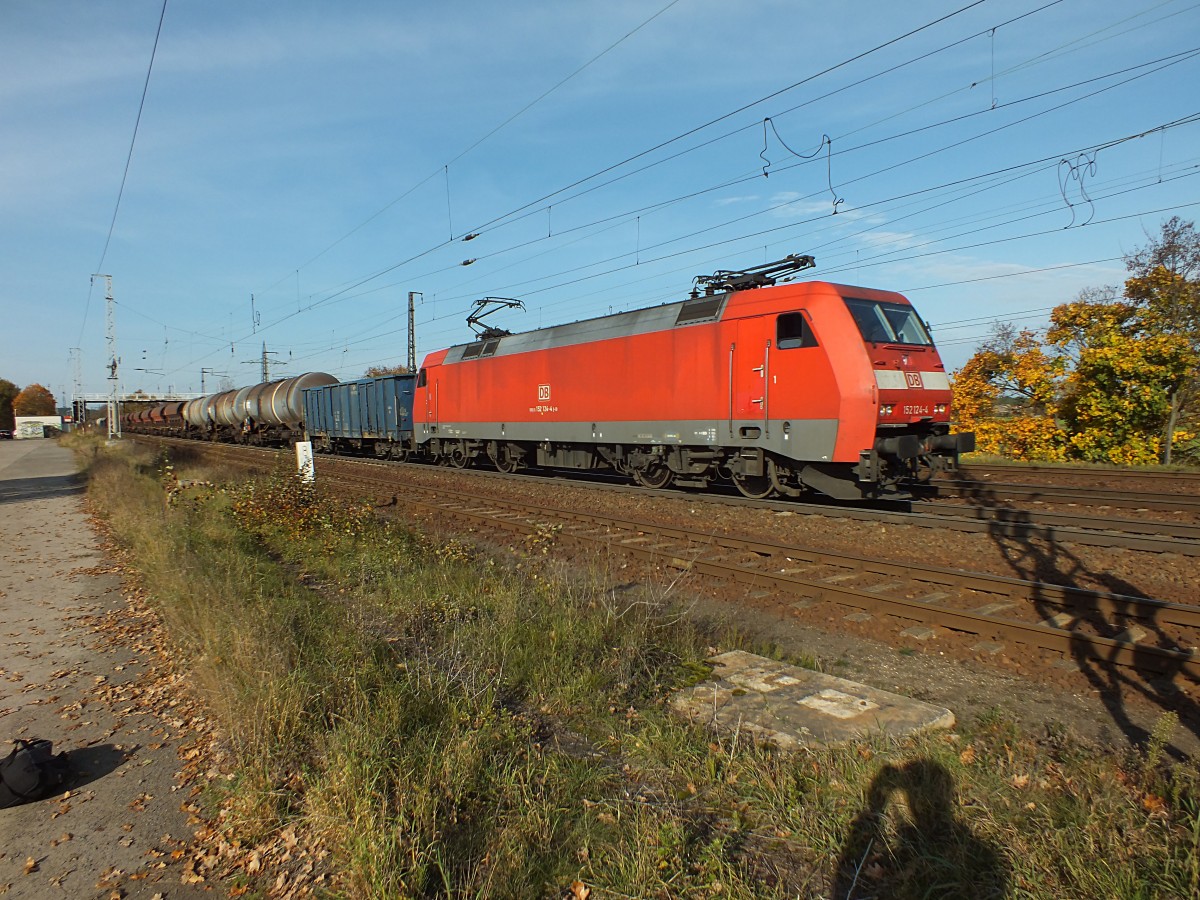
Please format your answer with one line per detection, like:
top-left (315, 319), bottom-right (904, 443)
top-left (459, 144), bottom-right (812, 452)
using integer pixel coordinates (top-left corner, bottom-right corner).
top-left (295, 441), bottom-right (315, 483)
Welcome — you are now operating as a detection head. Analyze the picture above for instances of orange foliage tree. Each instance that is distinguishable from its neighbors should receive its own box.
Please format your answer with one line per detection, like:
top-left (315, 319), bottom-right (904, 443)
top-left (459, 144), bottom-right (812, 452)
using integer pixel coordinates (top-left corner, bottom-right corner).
top-left (13, 383), bottom-right (56, 416)
top-left (951, 325), bottom-right (1067, 460)
top-left (953, 217), bottom-right (1200, 465)
top-left (1048, 285), bottom-right (1196, 465)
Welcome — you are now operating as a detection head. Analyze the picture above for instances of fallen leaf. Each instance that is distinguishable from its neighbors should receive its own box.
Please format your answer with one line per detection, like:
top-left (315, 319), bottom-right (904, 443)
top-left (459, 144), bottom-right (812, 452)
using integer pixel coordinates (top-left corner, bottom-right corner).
top-left (1011, 773), bottom-right (1030, 789)
top-left (1143, 793), bottom-right (1167, 814)
top-left (570, 881), bottom-right (592, 900)
top-left (23, 859), bottom-right (38, 876)
top-left (959, 745), bottom-right (976, 766)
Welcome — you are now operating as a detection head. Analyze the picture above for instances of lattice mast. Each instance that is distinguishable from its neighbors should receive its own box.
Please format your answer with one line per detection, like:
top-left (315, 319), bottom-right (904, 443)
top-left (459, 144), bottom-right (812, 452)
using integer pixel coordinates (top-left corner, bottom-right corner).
top-left (408, 292), bottom-right (420, 373)
top-left (92, 274), bottom-right (120, 439)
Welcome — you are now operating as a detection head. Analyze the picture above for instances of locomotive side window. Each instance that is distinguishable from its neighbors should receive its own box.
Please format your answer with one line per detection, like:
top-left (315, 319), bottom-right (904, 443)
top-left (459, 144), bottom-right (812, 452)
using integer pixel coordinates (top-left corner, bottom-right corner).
top-left (844, 298), bottom-right (933, 346)
top-left (416, 368), bottom-right (427, 387)
top-left (777, 312), bottom-right (817, 349)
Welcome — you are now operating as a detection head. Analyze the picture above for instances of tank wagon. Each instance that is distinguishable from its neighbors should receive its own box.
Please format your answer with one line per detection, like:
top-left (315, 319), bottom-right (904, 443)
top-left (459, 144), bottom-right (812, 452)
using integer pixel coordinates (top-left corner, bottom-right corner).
top-left (127, 373), bottom-right (338, 445)
top-left (410, 255), bottom-right (973, 499)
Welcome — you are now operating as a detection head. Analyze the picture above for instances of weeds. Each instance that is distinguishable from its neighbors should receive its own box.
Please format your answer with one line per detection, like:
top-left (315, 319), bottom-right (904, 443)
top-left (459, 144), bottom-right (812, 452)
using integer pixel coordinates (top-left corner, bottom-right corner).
top-left (80, 440), bottom-right (1200, 898)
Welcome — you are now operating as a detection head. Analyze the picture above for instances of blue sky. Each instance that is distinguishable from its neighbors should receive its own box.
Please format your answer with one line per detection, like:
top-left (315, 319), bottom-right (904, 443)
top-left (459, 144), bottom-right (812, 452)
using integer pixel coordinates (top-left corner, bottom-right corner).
top-left (4, 0), bottom-right (1199, 400)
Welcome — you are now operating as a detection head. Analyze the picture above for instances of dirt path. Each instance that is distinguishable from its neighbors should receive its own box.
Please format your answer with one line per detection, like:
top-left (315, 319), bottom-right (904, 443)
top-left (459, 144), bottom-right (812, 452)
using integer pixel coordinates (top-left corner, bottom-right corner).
top-left (0, 439), bottom-right (211, 899)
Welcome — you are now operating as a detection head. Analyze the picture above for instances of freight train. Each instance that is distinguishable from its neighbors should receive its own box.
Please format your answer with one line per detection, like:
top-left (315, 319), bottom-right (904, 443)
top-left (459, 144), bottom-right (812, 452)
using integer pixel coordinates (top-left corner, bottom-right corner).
top-left (124, 254), bottom-right (974, 500)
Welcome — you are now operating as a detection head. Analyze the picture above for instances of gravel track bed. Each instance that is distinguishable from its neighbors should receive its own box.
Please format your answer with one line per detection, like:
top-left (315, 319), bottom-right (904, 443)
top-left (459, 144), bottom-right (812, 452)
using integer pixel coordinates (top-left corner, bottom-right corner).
top-left (319, 457), bottom-right (1200, 757)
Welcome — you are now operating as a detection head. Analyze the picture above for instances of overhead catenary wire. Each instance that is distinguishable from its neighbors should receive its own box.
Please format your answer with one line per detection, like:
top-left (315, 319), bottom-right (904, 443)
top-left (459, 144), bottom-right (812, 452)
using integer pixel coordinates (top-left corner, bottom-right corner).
top-left (162, 106), bottom-right (1200, 379)
top-left (247, 0), bottom-right (1000, 321)
top-left (288, 40), bottom-right (1200, 323)
top-left (155, 3), bottom-right (1200, 381)
top-left (76, 0), bottom-right (169, 348)
top-left (250, 0), bottom-right (687, 303)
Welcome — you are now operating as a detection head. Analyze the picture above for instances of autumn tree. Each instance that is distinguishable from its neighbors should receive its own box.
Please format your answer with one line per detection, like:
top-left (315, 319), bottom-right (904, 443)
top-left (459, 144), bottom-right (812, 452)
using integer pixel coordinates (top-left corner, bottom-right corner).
top-left (363, 364), bottom-right (410, 377)
top-left (952, 324), bottom-right (1067, 460)
top-left (13, 383), bottom-right (56, 416)
top-left (1048, 288), bottom-right (1195, 464)
top-left (954, 217), bottom-right (1200, 465)
top-left (0, 379), bottom-right (17, 430)
top-left (1123, 216), bottom-right (1200, 463)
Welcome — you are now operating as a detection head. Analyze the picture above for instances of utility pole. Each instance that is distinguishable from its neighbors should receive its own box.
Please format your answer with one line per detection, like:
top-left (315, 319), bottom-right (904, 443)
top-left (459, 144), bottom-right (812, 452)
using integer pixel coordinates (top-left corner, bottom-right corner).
top-left (408, 291), bottom-right (421, 373)
top-left (242, 343), bottom-right (282, 383)
top-left (93, 274), bottom-right (119, 439)
top-left (69, 347), bottom-right (82, 426)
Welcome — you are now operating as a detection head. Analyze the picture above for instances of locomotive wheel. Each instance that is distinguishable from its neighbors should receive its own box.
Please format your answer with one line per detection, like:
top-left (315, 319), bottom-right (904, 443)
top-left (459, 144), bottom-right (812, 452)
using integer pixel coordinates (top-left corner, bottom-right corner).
top-left (634, 464), bottom-right (673, 489)
top-left (495, 453), bottom-right (520, 474)
top-left (733, 473), bottom-right (775, 499)
top-left (449, 449), bottom-right (469, 468)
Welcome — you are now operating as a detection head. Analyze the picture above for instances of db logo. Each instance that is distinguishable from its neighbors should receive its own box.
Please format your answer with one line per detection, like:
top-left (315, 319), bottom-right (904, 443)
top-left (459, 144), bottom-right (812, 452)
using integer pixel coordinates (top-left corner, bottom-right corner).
top-left (905, 371), bottom-right (924, 389)
top-left (537, 384), bottom-right (552, 401)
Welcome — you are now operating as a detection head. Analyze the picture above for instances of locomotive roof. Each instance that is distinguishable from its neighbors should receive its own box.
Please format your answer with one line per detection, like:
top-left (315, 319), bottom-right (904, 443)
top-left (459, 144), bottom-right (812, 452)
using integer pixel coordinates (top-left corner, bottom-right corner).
top-left (437, 280), bottom-right (905, 365)
top-left (441, 292), bottom-right (721, 364)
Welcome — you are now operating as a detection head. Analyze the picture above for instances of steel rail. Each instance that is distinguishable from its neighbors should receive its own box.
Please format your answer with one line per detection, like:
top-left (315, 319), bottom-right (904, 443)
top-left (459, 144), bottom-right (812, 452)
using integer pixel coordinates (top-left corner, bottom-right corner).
top-left (910, 500), bottom-right (1200, 544)
top-left (135, 436), bottom-right (1200, 553)
top-left (322, 466), bottom-right (1200, 625)
top-left (139, 438), bottom-right (1200, 681)
top-left (957, 463), bottom-right (1200, 486)
top-left (323, 469), bottom-right (1200, 681)
top-left (936, 480), bottom-right (1200, 514)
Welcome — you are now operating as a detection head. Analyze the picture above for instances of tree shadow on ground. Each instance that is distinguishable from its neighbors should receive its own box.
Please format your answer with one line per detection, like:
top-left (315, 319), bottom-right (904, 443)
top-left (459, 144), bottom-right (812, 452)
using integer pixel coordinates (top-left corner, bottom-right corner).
top-left (976, 496), bottom-right (1200, 753)
top-left (832, 758), bottom-right (1009, 899)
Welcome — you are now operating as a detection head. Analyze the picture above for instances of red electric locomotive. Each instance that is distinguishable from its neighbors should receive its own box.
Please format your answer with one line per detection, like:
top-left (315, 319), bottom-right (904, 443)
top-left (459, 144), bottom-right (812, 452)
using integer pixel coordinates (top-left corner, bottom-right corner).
top-left (412, 255), bottom-right (973, 500)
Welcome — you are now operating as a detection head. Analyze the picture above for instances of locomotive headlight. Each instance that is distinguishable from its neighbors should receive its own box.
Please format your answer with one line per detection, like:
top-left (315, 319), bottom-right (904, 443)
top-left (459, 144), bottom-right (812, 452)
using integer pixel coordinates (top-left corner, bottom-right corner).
top-left (934, 404), bottom-right (947, 414)
top-left (879, 404), bottom-right (894, 417)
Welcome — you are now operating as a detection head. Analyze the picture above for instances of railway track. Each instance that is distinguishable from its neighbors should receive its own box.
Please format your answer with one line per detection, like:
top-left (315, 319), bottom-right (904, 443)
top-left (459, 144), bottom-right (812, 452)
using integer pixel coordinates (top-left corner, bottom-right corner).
top-left (956, 462), bottom-right (1200, 491)
top-left (136, 435), bottom-right (1200, 555)
top-left (133, 437), bottom-right (1200, 686)
top-left (317, 461), bottom-right (1200, 687)
top-left (934, 479), bottom-right (1200, 516)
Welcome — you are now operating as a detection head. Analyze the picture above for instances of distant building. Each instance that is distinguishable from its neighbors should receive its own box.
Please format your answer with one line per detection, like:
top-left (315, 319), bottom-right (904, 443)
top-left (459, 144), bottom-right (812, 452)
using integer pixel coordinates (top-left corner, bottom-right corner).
top-left (14, 416), bottom-right (63, 439)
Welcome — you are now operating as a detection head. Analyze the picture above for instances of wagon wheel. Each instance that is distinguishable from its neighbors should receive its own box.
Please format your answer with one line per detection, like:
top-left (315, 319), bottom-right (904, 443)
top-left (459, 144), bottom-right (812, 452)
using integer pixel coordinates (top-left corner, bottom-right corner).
top-left (495, 451), bottom-right (521, 474)
top-left (732, 472), bottom-right (775, 499)
top-left (913, 456), bottom-right (938, 483)
top-left (634, 463), bottom-right (673, 490)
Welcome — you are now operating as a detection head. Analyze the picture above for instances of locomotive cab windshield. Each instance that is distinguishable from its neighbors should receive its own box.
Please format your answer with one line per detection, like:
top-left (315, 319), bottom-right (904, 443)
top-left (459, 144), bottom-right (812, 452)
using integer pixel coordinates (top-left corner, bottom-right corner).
top-left (844, 297), bottom-right (932, 346)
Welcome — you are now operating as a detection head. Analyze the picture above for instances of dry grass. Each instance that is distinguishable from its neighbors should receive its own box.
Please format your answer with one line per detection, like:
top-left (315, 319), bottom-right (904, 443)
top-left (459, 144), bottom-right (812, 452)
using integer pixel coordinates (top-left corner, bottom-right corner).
top-left (77, 437), bottom-right (1200, 899)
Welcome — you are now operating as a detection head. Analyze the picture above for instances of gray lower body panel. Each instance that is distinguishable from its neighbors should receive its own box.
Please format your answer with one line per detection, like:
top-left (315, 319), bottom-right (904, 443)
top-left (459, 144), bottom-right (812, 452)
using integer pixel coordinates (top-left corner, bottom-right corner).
top-left (419, 418), bottom-right (840, 465)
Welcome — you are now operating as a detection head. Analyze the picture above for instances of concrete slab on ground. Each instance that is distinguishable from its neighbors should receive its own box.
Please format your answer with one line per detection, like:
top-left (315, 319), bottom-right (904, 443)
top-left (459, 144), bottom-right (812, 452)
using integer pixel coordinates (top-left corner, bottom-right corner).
top-left (672, 649), bottom-right (956, 749)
